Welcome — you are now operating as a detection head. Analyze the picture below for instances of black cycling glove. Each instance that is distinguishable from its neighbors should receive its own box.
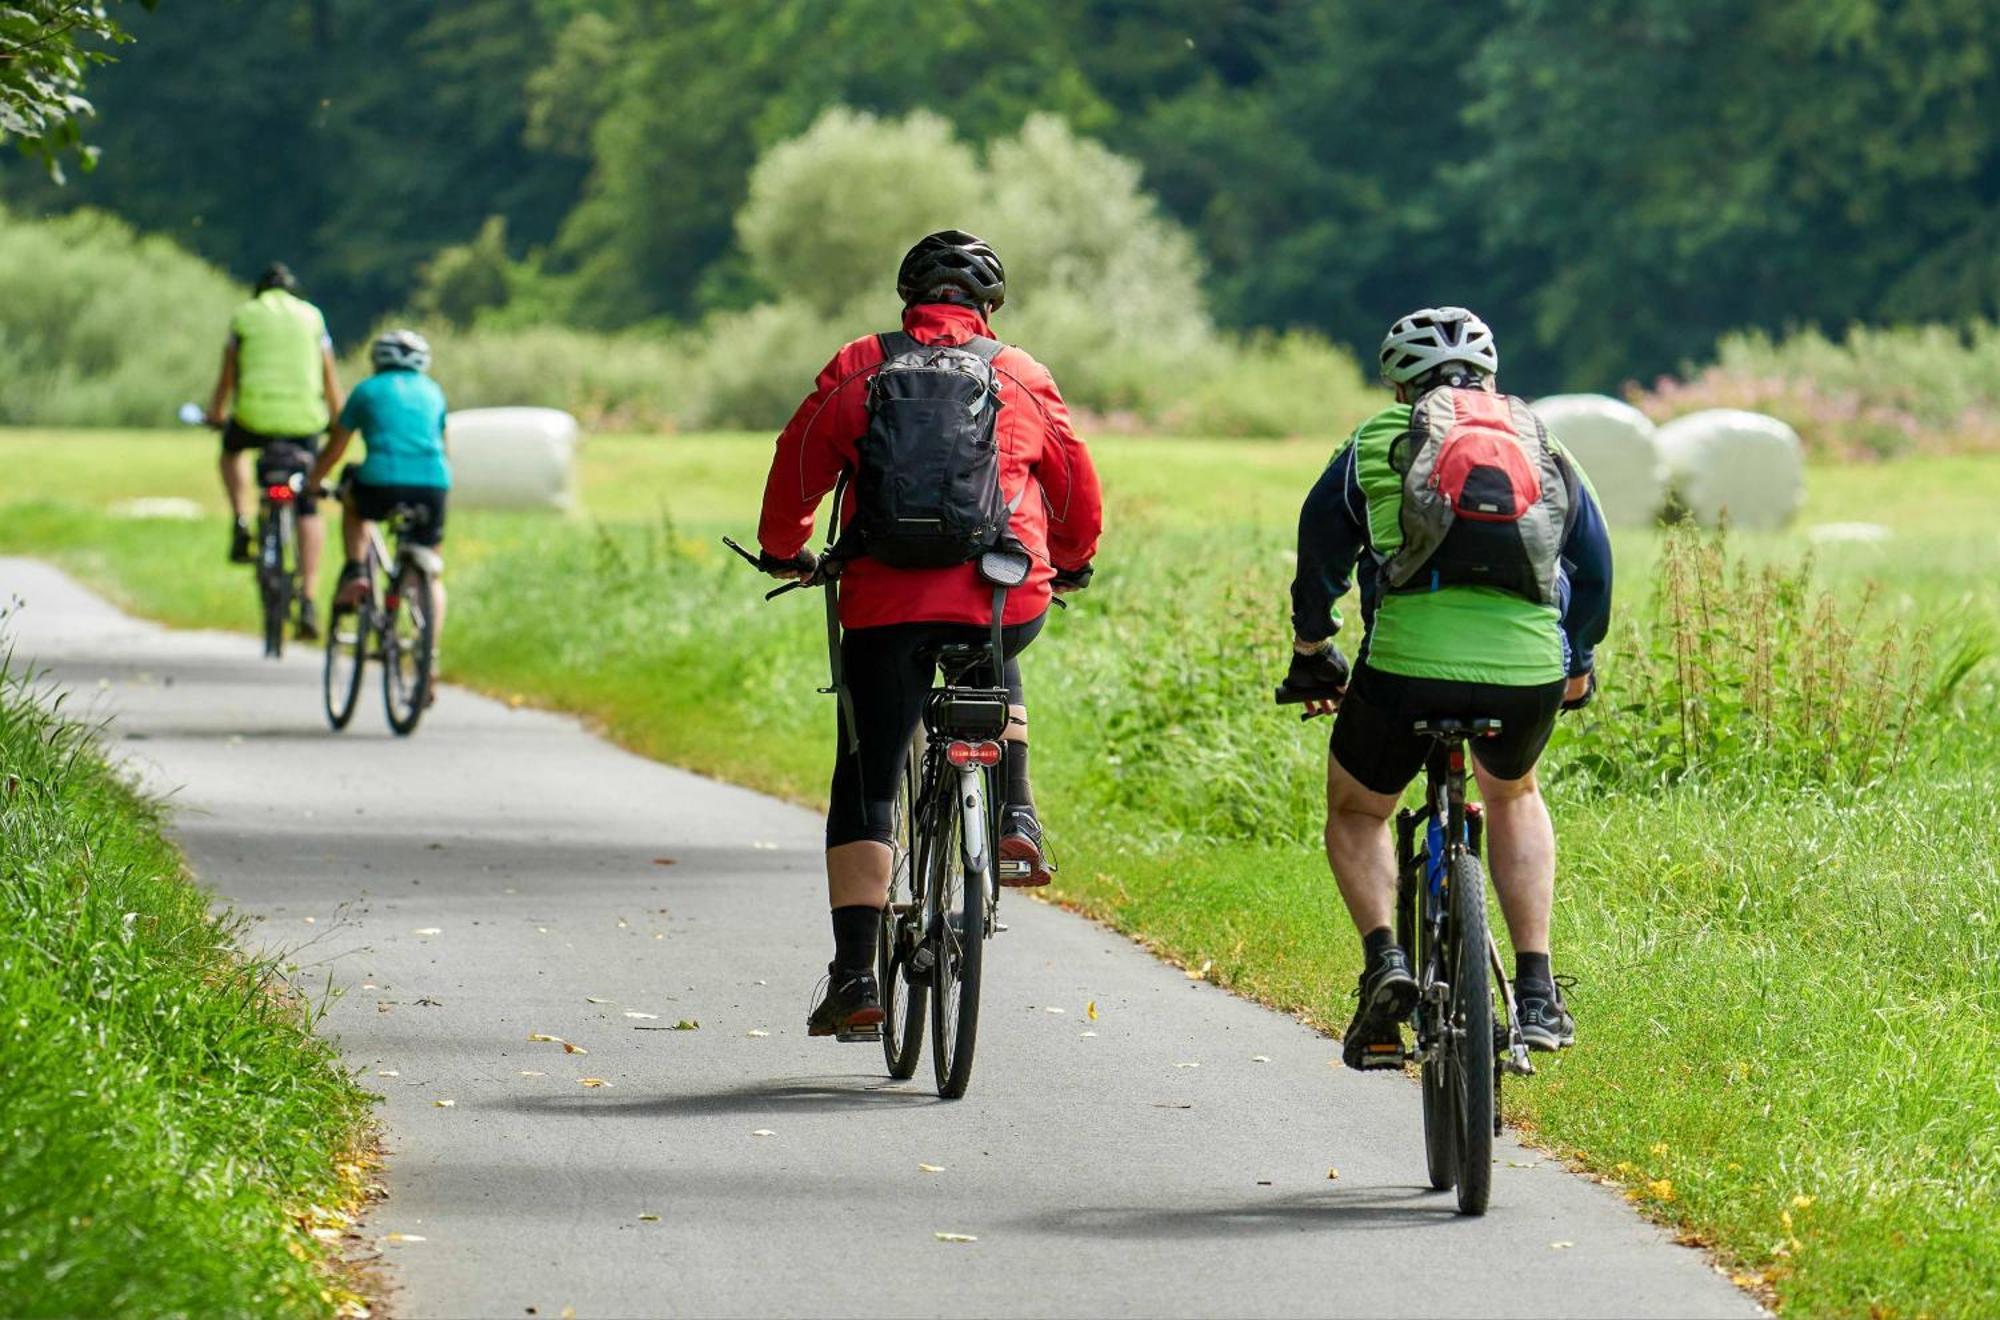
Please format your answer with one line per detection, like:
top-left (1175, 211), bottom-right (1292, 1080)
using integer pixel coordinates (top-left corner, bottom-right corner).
top-left (1051, 562), bottom-right (1094, 591)
top-left (756, 548), bottom-right (817, 578)
top-left (1561, 669), bottom-right (1597, 711)
top-left (1280, 640), bottom-right (1351, 699)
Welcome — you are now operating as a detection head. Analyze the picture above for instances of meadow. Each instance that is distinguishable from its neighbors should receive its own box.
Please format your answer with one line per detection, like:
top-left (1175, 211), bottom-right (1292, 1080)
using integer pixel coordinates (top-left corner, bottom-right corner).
top-left (2, 427), bottom-right (1995, 1316)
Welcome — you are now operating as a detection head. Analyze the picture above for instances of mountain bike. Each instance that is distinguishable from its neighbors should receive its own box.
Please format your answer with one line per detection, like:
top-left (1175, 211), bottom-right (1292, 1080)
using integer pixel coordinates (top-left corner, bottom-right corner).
top-left (251, 449), bottom-right (314, 658)
top-left (724, 518), bottom-right (1030, 1099)
top-left (1392, 719), bottom-right (1535, 1217)
top-left (324, 494), bottom-right (440, 736)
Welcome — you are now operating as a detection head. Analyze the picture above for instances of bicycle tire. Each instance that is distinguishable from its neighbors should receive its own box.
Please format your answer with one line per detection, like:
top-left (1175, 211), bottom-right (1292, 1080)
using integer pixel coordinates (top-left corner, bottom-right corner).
top-left (879, 735), bottom-right (926, 1079)
top-left (928, 766), bottom-right (985, 1099)
top-left (323, 602), bottom-right (368, 731)
top-left (382, 560), bottom-right (434, 736)
top-left (259, 509), bottom-right (287, 658)
top-left (1405, 842), bottom-right (1457, 1192)
top-left (1449, 850), bottom-right (1495, 1215)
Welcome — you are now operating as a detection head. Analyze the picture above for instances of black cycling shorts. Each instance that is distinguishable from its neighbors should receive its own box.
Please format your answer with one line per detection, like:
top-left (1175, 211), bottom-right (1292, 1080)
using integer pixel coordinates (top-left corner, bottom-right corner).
top-left (235, 432), bottom-right (321, 515)
top-left (348, 479), bottom-right (447, 548)
top-left (826, 614), bottom-right (1044, 849)
top-left (1330, 662), bottom-right (1567, 796)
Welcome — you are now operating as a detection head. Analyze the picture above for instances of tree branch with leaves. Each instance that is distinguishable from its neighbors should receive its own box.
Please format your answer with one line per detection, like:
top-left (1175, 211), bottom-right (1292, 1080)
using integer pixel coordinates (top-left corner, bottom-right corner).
top-left (0, 0), bottom-right (155, 179)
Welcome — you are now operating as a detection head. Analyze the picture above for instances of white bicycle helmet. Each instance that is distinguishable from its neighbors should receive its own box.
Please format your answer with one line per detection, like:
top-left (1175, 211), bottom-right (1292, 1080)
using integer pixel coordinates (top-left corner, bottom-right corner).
top-left (371, 328), bottom-right (432, 372)
top-left (1378, 306), bottom-right (1498, 386)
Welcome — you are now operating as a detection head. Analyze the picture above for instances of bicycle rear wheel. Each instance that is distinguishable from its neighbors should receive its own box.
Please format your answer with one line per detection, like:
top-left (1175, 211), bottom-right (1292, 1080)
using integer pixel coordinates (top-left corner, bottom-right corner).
top-left (258, 509), bottom-right (289, 658)
top-left (879, 735), bottom-right (927, 1079)
top-left (1449, 851), bottom-right (1495, 1215)
top-left (382, 560), bottom-right (435, 735)
top-left (928, 768), bottom-right (985, 1099)
top-left (323, 602), bottom-right (368, 730)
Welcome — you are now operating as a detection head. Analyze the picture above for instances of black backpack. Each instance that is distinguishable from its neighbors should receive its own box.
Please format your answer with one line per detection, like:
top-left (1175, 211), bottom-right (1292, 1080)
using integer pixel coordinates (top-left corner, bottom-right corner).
top-left (836, 332), bottom-right (1014, 570)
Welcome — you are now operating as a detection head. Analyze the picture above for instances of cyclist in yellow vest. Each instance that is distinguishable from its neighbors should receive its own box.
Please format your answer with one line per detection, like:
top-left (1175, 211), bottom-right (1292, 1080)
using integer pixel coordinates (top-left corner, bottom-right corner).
top-left (203, 263), bottom-right (343, 637)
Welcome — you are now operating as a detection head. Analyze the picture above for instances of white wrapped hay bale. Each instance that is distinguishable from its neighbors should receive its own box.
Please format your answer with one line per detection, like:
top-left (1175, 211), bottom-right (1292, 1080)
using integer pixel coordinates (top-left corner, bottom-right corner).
top-left (444, 407), bottom-right (578, 511)
top-left (1654, 408), bottom-right (1804, 531)
top-left (1531, 394), bottom-right (1665, 526)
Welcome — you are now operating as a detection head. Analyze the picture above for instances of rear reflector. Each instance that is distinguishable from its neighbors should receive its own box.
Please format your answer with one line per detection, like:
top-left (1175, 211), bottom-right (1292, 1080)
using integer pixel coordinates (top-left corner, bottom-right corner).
top-left (266, 484), bottom-right (295, 502)
top-left (945, 740), bottom-right (1002, 768)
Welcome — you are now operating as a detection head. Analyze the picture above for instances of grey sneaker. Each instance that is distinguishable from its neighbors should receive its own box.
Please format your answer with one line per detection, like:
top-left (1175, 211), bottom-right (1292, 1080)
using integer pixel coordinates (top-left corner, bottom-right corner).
top-left (1516, 976), bottom-right (1576, 1051)
top-left (1341, 946), bottom-right (1418, 1071)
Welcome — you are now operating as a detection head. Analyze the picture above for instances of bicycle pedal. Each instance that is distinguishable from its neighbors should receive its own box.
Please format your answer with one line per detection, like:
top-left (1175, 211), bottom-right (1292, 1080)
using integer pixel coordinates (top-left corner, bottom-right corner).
top-left (834, 1026), bottom-right (882, 1043)
top-left (1357, 1042), bottom-right (1407, 1070)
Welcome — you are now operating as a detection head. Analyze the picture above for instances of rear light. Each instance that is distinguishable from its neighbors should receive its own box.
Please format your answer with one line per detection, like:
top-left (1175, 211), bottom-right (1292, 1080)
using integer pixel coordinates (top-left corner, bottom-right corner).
top-left (945, 740), bottom-right (1003, 768)
top-left (266, 484), bottom-right (295, 503)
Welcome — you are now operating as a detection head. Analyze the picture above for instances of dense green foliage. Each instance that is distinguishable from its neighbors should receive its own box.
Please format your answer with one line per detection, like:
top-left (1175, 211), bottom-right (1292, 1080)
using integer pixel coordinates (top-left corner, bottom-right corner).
top-left (2, 430), bottom-right (1995, 1312)
top-left (0, 2), bottom-right (151, 174)
top-left (7, 0), bottom-right (1997, 390)
top-left (0, 639), bottom-right (370, 1317)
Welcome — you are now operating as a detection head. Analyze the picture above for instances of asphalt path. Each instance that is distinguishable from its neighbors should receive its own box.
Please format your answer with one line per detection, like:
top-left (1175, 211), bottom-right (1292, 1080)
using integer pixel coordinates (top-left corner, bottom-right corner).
top-left (3, 558), bottom-right (1759, 1320)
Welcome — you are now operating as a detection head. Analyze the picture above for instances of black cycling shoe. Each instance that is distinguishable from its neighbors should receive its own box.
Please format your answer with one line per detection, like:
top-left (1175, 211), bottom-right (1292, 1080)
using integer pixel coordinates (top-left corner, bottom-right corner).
top-left (1516, 977), bottom-right (1576, 1051)
top-left (806, 963), bottom-right (883, 1041)
top-left (295, 601), bottom-right (320, 642)
top-left (228, 521), bottom-right (253, 564)
top-left (1341, 945), bottom-right (1418, 1072)
top-left (998, 806), bottom-right (1053, 887)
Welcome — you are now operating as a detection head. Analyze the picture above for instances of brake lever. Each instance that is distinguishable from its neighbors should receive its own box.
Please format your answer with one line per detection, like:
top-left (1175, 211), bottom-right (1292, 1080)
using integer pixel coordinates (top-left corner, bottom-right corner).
top-left (720, 536), bottom-right (762, 569)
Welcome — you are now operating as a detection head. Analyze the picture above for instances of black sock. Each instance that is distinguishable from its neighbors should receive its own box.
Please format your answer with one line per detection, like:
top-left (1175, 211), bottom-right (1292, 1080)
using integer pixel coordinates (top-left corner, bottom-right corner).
top-left (1361, 925), bottom-right (1395, 965)
top-left (1516, 951), bottom-right (1552, 988)
top-left (830, 905), bottom-right (879, 975)
top-left (1003, 740), bottom-right (1034, 814)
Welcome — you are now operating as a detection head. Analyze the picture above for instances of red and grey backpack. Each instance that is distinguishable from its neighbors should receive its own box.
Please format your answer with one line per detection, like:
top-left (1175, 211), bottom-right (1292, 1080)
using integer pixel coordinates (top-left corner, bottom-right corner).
top-left (1380, 386), bottom-right (1575, 605)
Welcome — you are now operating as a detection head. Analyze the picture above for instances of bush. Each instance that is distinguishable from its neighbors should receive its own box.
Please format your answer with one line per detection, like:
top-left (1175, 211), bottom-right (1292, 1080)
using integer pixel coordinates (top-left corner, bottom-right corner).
top-left (1163, 331), bottom-right (1375, 439)
top-left (0, 207), bottom-right (241, 426)
top-left (1630, 323), bottom-right (2000, 460)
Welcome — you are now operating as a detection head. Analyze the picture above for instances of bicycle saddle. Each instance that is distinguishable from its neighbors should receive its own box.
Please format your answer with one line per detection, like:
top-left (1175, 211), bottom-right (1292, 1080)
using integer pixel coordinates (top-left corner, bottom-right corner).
top-left (1412, 717), bottom-right (1504, 738)
top-left (926, 642), bottom-right (995, 684)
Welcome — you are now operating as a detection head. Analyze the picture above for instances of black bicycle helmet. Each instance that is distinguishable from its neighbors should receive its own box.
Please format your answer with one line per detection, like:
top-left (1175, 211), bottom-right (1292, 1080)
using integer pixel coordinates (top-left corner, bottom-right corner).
top-left (255, 262), bottom-right (298, 295)
top-left (896, 229), bottom-right (1006, 310)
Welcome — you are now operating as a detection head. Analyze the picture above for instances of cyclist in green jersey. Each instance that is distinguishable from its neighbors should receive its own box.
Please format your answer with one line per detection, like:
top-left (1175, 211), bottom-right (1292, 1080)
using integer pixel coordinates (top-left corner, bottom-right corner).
top-left (1281, 307), bottom-right (1613, 1069)
top-left (204, 263), bottom-right (343, 636)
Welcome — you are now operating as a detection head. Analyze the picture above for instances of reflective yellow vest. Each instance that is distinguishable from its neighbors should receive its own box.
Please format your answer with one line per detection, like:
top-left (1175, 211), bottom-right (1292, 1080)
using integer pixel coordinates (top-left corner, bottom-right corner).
top-left (229, 289), bottom-right (329, 435)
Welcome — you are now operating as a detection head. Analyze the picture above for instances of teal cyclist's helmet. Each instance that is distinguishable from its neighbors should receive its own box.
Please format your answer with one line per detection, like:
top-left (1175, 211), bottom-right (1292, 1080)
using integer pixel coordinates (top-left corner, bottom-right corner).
top-left (370, 329), bottom-right (431, 373)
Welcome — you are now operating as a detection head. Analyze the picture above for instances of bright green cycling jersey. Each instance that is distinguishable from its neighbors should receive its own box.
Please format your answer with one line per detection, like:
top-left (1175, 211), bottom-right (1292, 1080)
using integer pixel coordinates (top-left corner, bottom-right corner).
top-left (229, 289), bottom-right (330, 436)
top-left (1342, 404), bottom-right (1566, 685)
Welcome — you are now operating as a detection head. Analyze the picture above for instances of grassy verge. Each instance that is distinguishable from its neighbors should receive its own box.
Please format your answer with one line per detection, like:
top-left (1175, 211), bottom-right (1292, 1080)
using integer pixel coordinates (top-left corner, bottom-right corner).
top-left (0, 643), bottom-right (372, 1317)
top-left (1, 428), bottom-right (1996, 1315)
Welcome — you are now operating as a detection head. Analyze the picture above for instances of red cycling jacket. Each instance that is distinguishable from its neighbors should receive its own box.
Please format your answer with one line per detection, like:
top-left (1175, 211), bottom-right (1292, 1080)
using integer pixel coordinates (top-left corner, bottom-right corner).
top-left (758, 301), bottom-right (1104, 630)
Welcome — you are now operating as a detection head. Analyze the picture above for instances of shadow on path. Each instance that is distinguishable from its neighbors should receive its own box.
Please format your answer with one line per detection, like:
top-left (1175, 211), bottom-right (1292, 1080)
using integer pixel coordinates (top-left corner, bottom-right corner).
top-left (489, 1075), bottom-right (945, 1120)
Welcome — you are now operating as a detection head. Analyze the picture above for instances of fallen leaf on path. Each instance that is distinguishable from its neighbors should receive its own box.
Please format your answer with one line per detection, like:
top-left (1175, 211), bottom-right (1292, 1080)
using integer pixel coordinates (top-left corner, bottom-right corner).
top-left (561, 1042), bottom-right (589, 1055)
top-left (411, 927), bottom-right (441, 936)
top-left (519, 1071), bottom-right (546, 1077)
top-left (560, 1307), bottom-right (576, 1320)
top-left (746, 1029), bottom-right (770, 1038)
top-left (1256, 1180), bottom-right (1273, 1186)
top-left (586, 996), bottom-right (611, 1004)
top-left (1174, 1061), bottom-right (1200, 1069)
top-left (637, 1213), bottom-right (660, 1222)
top-left (918, 1163), bottom-right (946, 1174)
top-left (1151, 1102), bottom-right (1192, 1110)
top-left (1086, 1000), bottom-right (1098, 1021)
top-left (376, 1070), bottom-right (399, 1078)
top-left (1507, 1160), bottom-right (1539, 1169)
top-left (414, 997), bottom-right (442, 1007)
top-left (652, 858), bottom-right (677, 866)
top-left (310, 1226), bottom-right (342, 1242)
top-left (624, 1011), bottom-right (659, 1020)
top-left (433, 1099), bottom-right (455, 1108)
top-left (527, 1033), bottom-right (560, 1042)
top-left (671, 1019), bottom-right (700, 1031)
top-left (1326, 1168), bottom-right (1339, 1180)
top-left (507, 693), bottom-right (524, 709)
top-left (380, 1233), bottom-right (426, 1245)
top-left (933, 1232), bottom-right (977, 1244)
top-left (1078, 1031), bottom-right (1097, 1038)
top-left (752, 841), bottom-right (778, 850)
top-left (751, 1129), bottom-right (775, 1137)
top-left (577, 1078), bottom-right (609, 1088)
top-left (1184, 959), bottom-right (1213, 980)
top-left (1251, 1054), bottom-right (1271, 1063)
top-left (1551, 1241), bottom-right (1574, 1250)
top-left (1044, 1006), bottom-right (1065, 1014)
top-left (303, 916), bottom-right (316, 924)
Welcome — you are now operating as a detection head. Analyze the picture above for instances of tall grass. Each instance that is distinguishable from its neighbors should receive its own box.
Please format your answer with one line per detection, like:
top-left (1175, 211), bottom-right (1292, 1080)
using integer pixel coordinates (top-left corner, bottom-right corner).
top-left (0, 645), bottom-right (370, 1318)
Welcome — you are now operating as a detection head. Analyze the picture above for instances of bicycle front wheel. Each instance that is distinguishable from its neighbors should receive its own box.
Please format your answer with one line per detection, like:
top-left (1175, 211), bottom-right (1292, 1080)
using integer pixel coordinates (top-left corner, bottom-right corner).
top-left (1448, 851), bottom-right (1495, 1215)
top-left (323, 602), bottom-right (368, 730)
top-left (928, 767), bottom-right (985, 1099)
top-left (382, 561), bottom-right (435, 736)
top-left (879, 734), bottom-right (927, 1079)
top-left (1407, 848), bottom-right (1457, 1193)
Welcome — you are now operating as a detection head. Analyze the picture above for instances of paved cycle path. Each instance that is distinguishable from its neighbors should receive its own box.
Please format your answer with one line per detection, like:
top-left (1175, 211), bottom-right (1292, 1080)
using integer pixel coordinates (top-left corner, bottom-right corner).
top-left (3, 558), bottom-right (1757, 1320)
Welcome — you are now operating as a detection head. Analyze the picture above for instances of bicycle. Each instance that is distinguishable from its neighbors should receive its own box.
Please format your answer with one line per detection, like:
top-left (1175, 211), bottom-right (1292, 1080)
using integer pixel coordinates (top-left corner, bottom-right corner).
top-left (724, 516), bottom-right (1031, 1099)
top-left (178, 403), bottom-right (312, 657)
top-left (323, 492), bottom-right (440, 736)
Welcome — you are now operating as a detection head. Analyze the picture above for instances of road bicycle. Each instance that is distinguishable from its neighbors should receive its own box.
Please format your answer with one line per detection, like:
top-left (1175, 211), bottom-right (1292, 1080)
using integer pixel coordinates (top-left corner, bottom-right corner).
top-left (1393, 718), bottom-right (1535, 1216)
top-left (324, 494), bottom-right (440, 736)
top-left (724, 513), bottom-right (1032, 1099)
top-left (1276, 688), bottom-right (1536, 1216)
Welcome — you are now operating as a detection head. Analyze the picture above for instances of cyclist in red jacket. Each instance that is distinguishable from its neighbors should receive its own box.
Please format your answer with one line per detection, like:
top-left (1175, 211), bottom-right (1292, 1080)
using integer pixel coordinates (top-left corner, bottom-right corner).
top-left (756, 230), bottom-right (1103, 1039)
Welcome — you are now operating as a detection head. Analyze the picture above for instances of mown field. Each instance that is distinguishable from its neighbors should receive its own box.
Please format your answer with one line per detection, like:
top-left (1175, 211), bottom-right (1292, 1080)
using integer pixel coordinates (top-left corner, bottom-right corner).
top-left (0, 620), bottom-right (371, 1316)
top-left (2, 428), bottom-right (1996, 1317)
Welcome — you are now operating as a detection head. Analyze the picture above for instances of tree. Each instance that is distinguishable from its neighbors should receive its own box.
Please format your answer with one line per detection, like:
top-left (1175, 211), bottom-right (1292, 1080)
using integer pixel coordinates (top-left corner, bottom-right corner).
top-left (0, 0), bottom-right (154, 177)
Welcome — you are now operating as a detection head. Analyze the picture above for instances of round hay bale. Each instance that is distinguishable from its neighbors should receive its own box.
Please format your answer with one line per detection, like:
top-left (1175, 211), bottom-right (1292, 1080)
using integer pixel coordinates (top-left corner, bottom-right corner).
top-left (1653, 408), bottom-right (1804, 531)
top-left (1531, 394), bottom-right (1665, 527)
top-left (444, 407), bottom-right (578, 511)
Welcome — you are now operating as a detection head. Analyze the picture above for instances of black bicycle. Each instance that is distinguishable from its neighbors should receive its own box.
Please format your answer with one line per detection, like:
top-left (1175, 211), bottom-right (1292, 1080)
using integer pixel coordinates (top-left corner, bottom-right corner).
top-left (250, 449), bottom-right (315, 658)
top-left (724, 523), bottom-right (1028, 1099)
top-left (1392, 719), bottom-right (1535, 1216)
top-left (324, 496), bottom-right (439, 735)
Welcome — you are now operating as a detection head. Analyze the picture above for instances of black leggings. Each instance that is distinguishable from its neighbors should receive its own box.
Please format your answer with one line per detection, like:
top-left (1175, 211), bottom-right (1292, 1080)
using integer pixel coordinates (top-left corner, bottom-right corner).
top-left (826, 614), bottom-right (1045, 848)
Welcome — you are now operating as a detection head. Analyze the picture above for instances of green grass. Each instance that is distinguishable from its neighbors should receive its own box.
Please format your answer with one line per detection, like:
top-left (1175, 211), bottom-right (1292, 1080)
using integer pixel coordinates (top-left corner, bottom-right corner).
top-left (1, 427), bottom-right (1996, 1316)
top-left (0, 643), bottom-right (372, 1317)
